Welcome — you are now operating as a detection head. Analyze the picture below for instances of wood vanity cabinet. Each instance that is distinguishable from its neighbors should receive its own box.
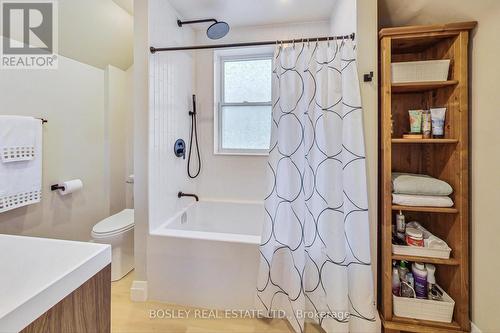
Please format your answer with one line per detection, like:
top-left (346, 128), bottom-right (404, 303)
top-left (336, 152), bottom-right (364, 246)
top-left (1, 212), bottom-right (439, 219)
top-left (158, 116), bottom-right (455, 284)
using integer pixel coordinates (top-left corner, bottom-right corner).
top-left (21, 265), bottom-right (111, 333)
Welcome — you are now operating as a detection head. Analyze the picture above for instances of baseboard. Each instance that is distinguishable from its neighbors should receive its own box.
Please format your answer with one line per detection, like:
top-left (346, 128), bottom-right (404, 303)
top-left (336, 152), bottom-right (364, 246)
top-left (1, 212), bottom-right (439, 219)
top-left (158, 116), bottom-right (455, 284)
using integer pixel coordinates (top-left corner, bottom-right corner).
top-left (130, 280), bottom-right (148, 302)
top-left (471, 322), bottom-right (482, 333)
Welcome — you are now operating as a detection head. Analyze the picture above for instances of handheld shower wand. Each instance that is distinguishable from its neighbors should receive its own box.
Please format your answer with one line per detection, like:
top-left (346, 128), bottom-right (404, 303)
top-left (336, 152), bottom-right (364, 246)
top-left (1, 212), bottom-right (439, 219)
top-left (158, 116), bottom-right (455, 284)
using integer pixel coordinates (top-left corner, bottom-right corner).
top-left (187, 94), bottom-right (201, 178)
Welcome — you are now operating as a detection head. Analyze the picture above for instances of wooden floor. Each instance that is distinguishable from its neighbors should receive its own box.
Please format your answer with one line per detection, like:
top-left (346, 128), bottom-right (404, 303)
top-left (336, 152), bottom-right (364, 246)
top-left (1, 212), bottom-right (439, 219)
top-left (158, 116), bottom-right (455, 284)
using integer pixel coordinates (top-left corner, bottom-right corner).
top-left (111, 271), bottom-right (324, 333)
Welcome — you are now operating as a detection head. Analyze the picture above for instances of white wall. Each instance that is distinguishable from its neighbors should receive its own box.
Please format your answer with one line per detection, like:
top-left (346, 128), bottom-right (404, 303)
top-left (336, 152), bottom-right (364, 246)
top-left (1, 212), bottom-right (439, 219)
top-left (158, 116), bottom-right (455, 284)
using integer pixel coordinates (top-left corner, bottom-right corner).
top-left (0, 54), bottom-right (129, 241)
top-left (105, 65), bottom-right (134, 215)
top-left (133, 0), bottom-right (150, 282)
top-left (57, 0), bottom-right (133, 70)
top-left (125, 66), bottom-right (135, 209)
top-left (148, 0), bottom-right (196, 232)
top-left (0, 1), bottom-right (133, 70)
top-left (194, 21), bottom-right (331, 201)
top-left (330, 0), bottom-right (357, 34)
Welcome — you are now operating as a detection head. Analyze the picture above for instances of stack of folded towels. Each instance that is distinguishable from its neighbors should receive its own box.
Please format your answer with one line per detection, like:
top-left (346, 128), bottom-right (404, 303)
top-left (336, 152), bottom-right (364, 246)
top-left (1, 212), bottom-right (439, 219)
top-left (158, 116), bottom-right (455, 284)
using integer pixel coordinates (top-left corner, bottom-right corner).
top-left (392, 172), bottom-right (454, 207)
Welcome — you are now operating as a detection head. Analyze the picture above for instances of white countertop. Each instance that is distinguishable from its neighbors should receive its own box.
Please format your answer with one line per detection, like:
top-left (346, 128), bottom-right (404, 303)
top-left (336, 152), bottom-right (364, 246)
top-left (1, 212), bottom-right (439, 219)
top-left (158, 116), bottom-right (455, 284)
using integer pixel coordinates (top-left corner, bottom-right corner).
top-left (0, 234), bottom-right (111, 333)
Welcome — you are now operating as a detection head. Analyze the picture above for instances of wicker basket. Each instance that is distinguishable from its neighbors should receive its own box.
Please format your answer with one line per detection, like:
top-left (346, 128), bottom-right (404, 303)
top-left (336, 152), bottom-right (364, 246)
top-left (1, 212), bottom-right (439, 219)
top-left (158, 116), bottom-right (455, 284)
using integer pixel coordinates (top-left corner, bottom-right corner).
top-left (391, 60), bottom-right (451, 83)
top-left (392, 244), bottom-right (451, 259)
top-left (393, 285), bottom-right (455, 323)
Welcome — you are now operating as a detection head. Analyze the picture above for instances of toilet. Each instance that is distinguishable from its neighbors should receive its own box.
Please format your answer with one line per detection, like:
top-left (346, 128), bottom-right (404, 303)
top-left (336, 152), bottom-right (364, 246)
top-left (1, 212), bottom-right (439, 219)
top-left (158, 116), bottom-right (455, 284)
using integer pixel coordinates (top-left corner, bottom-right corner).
top-left (91, 209), bottom-right (134, 281)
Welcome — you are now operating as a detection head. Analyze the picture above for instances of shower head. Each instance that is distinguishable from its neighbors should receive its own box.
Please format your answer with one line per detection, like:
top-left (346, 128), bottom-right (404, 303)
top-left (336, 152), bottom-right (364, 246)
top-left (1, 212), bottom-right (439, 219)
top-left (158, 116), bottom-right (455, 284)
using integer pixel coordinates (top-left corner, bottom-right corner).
top-left (206, 21), bottom-right (230, 40)
top-left (177, 18), bottom-right (230, 40)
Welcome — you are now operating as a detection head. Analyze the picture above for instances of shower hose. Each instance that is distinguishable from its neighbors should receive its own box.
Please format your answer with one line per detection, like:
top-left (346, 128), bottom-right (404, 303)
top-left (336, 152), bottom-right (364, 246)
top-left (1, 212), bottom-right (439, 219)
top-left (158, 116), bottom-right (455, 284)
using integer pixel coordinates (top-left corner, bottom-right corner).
top-left (188, 94), bottom-right (201, 178)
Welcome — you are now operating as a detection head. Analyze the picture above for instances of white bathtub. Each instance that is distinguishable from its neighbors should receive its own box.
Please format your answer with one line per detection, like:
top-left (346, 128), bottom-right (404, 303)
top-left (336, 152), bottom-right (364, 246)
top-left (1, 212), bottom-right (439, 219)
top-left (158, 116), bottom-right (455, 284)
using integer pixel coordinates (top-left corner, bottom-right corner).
top-left (148, 200), bottom-right (264, 310)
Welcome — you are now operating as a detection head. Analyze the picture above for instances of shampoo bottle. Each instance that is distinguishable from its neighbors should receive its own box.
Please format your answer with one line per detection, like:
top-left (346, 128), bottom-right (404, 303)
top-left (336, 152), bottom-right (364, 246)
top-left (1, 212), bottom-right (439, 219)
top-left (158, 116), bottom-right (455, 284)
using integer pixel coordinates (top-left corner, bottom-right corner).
top-left (412, 262), bottom-right (428, 299)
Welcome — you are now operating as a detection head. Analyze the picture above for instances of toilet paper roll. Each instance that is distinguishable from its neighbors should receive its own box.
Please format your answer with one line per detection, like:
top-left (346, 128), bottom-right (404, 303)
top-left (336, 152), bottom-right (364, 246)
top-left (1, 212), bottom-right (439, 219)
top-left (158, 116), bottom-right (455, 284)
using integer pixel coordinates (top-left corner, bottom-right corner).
top-left (58, 179), bottom-right (83, 196)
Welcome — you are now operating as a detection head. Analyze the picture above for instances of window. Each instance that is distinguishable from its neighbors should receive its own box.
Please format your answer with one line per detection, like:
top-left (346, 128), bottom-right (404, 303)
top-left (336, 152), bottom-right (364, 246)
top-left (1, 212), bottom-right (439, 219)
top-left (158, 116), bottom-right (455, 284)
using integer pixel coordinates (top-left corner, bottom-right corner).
top-left (215, 50), bottom-right (273, 155)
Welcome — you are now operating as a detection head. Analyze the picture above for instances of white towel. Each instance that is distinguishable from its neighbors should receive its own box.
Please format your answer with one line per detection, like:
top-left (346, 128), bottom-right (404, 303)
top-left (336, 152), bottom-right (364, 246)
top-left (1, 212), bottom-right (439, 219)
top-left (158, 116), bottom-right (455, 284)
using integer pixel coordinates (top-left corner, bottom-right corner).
top-left (0, 117), bottom-right (42, 213)
top-left (392, 193), bottom-right (454, 207)
top-left (0, 116), bottom-right (38, 163)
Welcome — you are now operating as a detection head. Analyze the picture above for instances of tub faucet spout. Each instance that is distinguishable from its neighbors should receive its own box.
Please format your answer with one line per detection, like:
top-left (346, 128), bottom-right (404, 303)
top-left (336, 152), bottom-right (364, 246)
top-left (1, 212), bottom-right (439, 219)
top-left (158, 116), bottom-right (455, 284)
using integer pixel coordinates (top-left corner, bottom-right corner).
top-left (178, 191), bottom-right (199, 202)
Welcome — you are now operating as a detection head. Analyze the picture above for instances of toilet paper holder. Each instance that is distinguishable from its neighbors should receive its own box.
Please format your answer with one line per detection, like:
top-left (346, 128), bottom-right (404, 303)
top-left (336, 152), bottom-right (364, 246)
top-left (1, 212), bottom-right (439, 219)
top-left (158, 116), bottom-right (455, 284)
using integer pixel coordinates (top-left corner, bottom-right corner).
top-left (51, 184), bottom-right (65, 191)
top-left (50, 179), bottom-right (83, 195)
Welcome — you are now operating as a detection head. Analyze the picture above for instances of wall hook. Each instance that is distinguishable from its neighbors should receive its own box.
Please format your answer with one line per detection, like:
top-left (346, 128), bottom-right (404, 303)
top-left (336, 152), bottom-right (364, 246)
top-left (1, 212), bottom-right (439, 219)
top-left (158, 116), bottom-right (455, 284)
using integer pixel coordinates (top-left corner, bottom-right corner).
top-left (363, 71), bottom-right (374, 82)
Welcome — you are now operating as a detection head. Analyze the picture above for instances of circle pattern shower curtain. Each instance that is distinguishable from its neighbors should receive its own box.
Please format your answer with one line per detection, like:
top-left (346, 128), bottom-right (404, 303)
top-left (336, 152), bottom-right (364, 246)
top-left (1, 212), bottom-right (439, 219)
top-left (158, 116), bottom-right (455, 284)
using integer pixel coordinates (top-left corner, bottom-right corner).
top-left (257, 39), bottom-right (377, 333)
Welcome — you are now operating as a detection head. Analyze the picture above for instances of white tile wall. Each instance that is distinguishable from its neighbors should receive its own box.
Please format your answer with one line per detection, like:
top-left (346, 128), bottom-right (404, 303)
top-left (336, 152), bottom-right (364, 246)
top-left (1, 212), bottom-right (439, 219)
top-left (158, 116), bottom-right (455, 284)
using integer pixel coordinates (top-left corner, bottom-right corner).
top-left (149, 0), bottom-right (196, 231)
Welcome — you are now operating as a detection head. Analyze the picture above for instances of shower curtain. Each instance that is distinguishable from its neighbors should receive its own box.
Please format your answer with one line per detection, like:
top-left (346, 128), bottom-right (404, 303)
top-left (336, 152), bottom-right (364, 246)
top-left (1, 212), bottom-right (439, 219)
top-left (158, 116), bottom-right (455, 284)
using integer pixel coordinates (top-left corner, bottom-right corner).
top-left (257, 40), bottom-right (377, 333)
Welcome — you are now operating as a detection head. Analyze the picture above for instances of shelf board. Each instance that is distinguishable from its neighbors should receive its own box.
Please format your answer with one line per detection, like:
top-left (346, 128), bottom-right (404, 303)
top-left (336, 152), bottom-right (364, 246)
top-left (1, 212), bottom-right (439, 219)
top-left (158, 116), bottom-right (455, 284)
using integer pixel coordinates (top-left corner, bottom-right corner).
top-left (392, 254), bottom-right (459, 266)
top-left (385, 316), bottom-right (463, 333)
top-left (392, 138), bottom-right (459, 144)
top-left (392, 80), bottom-right (458, 93)
top-left (392, 205), bottom-right (458, 214)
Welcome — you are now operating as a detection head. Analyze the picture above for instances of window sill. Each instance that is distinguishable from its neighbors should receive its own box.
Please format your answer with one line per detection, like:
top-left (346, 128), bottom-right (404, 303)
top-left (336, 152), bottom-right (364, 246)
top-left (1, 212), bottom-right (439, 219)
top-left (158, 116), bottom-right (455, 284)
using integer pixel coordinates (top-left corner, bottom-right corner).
top-left (214, 151), bottom-right (269, 157)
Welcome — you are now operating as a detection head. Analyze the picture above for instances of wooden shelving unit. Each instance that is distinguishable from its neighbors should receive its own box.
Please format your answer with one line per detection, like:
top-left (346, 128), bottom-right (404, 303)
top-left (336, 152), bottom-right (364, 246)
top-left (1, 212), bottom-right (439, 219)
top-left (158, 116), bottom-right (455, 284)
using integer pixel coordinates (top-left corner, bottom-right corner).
top-left (379, 22), bottom-right (476, 333)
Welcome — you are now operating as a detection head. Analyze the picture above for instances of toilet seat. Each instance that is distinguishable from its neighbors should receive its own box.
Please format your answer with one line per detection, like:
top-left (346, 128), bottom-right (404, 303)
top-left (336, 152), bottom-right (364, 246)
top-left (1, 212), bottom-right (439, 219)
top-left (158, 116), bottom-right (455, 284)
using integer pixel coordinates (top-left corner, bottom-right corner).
top-left (92, 209), bottom-right (134, 238)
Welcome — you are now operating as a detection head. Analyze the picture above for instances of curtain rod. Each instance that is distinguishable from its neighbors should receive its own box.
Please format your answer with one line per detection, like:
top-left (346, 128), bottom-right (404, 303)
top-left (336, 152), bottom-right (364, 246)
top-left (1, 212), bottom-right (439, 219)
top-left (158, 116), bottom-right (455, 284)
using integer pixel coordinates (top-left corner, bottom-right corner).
top-left (150, 33), bottom-right (355, 53)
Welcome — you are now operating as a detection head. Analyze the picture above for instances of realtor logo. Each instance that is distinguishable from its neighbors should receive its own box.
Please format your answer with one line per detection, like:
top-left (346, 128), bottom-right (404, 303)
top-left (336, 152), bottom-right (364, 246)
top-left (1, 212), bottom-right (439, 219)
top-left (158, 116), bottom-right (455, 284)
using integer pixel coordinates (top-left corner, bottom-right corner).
top-left (1, 0), bottom-right (58, 69)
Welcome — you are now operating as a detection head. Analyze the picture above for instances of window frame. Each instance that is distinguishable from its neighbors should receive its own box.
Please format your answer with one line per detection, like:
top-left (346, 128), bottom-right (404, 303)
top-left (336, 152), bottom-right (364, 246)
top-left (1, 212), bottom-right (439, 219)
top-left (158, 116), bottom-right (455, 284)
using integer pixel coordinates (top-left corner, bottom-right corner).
top-left (214, 50), bottom-right (273, 156)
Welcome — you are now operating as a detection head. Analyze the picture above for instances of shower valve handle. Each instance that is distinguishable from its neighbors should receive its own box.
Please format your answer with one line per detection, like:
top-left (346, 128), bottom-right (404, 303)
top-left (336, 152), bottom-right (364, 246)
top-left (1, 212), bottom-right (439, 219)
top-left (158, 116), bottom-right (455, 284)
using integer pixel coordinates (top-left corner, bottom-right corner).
top-left (174, 139), bottom-right (186, 159)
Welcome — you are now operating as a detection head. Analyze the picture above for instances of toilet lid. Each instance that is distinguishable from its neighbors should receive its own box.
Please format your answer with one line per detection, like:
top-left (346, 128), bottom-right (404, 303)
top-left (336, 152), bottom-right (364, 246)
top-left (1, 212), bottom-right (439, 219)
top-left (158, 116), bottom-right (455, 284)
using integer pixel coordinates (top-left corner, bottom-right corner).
top-left (92, 209), bottom-right (134, 236)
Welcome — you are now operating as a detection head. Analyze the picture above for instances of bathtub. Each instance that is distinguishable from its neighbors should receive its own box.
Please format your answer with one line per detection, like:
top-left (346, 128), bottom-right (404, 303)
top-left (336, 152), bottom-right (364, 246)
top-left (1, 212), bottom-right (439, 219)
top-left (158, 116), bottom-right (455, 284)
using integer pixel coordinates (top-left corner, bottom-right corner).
top-left (148, 200), bottom-right (264, 310)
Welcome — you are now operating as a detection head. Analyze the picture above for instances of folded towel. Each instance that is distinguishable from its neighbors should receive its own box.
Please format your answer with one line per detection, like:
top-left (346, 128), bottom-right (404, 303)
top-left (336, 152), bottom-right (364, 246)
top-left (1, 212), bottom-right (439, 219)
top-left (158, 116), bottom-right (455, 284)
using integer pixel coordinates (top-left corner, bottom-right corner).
top-left (0, 116), bottom-right (38, 163)
top-left (392, 172), bottom-right (453, 196)
top-left (392, 193), bottom-right (454, 207)
top-left (0, 119), bottom-right (42, 213)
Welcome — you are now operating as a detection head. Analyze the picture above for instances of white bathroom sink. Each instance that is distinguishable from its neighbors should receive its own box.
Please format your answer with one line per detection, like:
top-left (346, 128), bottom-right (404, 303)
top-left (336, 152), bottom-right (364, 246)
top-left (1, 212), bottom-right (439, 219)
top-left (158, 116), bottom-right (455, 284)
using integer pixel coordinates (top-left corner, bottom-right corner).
top-left (0, 234), bottom-right (111, 332)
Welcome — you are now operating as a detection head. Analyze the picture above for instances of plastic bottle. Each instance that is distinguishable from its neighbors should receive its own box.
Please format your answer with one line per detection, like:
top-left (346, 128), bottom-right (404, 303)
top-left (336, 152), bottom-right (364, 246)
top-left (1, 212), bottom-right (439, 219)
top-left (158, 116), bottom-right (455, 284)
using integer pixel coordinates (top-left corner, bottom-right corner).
top-left (396, 210), bottom-right (406, 240)
top-left (426, 264), bottom-right (436, 292)
top-left (398, 260), bottom-right (409, 280)
top-left (412, 262), bottom-right (428, 299)
top-left (425, 264), bottom-right (442, 300)
top-left (396, 210), bottom-right (405, 232)
top-left (405, 227), bottom-right (424, 247)
top-left (400, 271), bottom-right (415, 298)
top-left (422, 110), bottom-right (432, 139)
top-left (407, 272), bottom-right (415, 297)
top-left (392, 266), bottom-right (401, 296)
